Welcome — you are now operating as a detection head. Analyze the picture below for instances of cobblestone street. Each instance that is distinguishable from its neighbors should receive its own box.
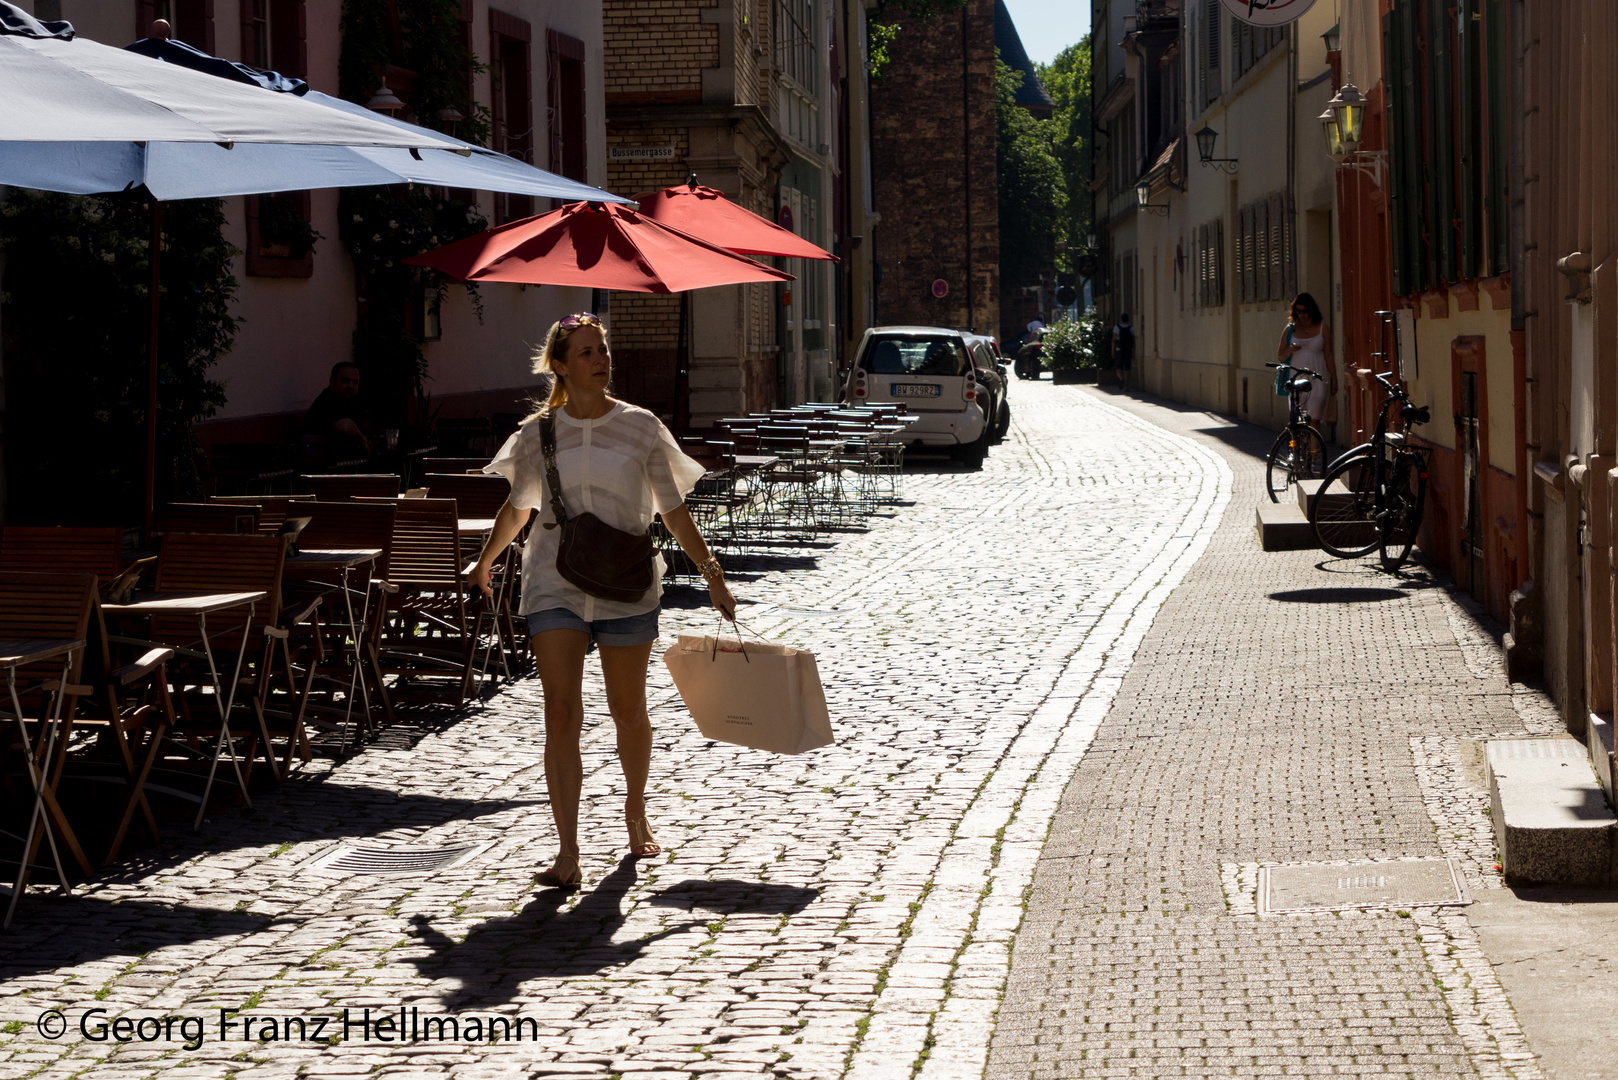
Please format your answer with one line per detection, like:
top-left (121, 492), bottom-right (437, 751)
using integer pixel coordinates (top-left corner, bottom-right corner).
top-left (0, 381), bottom-right (1562, 1079)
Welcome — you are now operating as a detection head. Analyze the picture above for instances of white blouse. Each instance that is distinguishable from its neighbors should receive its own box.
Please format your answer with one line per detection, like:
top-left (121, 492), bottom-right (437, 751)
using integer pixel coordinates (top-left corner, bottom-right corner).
top-left (484, 401), bottom-right (707, 622)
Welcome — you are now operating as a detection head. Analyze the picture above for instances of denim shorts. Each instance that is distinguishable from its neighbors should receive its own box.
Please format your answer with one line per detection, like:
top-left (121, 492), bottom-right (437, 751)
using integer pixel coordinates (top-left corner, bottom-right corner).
top-left (525, 606), bottom-right (660, 648)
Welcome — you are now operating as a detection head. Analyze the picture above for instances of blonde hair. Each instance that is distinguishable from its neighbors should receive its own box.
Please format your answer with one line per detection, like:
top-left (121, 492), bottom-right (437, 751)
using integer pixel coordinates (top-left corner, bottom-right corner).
top-left (524, 316), bottom-right (609, 422)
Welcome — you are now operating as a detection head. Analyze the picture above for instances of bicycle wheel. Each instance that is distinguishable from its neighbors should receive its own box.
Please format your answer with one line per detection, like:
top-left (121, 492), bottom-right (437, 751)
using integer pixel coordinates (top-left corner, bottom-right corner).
top-left (1379, 451), bottom-right (1428, 571)
top-left (1310, 453), bottom-right (1381, 558)
top-left (1265, 424), bottom-right (1327, 503)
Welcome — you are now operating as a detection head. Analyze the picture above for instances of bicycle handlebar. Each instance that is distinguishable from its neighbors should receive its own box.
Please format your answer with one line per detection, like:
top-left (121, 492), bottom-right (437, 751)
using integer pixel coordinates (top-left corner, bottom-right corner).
top-left (1265, 363), bottom-right (1324, 381)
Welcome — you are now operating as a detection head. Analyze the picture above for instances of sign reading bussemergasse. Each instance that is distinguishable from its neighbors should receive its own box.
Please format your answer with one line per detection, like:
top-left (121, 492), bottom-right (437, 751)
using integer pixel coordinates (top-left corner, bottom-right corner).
top-left (1217, 0), bottom-right (1317, 27)
top-left (609, 145), bottom-right (677, 161)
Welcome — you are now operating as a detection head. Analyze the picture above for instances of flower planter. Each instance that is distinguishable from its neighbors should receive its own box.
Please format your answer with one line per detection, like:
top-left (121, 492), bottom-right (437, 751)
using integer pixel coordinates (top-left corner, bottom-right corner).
top-left (1051, 368), bottom-right (1091, 384)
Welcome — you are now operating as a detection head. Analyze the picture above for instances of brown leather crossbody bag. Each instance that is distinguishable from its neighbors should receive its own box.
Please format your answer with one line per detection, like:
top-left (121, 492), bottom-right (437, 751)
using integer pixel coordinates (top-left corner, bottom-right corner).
top-left (537, 411), bottom-right (656, 603)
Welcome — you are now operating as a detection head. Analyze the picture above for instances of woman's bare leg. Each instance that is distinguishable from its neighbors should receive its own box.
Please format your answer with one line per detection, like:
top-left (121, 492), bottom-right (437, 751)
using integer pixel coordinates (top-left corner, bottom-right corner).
top-left (599, 640), bottom-right (659, 854)
top-left (533, 629), bottom-right (590, 877)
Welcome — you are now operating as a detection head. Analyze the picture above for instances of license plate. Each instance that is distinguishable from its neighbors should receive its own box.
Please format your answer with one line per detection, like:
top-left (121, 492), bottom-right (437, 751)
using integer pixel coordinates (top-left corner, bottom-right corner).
top-left (892, 383), bottom-right (941, 397)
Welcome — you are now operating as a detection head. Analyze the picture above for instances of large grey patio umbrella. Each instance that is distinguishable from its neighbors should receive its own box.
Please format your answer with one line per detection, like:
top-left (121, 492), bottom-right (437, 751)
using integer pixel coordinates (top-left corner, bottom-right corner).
top-left (0, 5), bottom-right (627, 531)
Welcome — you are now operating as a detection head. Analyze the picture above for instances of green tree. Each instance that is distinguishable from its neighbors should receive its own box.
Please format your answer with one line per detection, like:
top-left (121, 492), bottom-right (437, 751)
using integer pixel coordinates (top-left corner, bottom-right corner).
top-left (996, 53), bottom-right (1064, 300)
top-left (868, 0), bottom-right (967, 79)
top-left (1037, 37), bottom-right (1092, 276)
top-left (0, 192), bottom-right (237, 524)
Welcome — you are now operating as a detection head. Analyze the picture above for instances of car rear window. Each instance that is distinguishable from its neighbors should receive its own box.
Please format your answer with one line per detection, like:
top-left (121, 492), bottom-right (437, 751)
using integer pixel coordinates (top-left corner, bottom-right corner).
top-left (863, 337), bottom-right (969, 377)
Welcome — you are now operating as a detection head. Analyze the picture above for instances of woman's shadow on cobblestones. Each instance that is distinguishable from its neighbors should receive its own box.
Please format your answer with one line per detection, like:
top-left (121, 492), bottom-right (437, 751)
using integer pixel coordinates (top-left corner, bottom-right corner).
top-left (407, 858), bottom-right (818, 1006)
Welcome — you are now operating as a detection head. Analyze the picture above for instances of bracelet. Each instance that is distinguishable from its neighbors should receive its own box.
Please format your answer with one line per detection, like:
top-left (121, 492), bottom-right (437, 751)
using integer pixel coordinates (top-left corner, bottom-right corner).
top-left (696, 556), bottom-right (724, 585)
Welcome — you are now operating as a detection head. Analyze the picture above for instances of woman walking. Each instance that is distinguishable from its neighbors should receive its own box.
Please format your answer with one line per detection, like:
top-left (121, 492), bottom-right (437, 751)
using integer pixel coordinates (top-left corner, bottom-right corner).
top-left (1277, 292), bottom-right (1336, 431)
top-left (468, 313), bottom-right (736, 890)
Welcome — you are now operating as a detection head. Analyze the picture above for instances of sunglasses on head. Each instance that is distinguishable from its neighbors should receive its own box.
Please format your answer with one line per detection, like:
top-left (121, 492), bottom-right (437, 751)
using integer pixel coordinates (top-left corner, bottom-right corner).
top-left (558, 312), bottom-right (603, 331)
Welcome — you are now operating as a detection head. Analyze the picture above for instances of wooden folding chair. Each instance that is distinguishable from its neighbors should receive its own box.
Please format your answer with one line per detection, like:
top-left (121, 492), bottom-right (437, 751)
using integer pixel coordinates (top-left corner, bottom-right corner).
top-left (420, 457), bottom-right (491, 475)
top-left (211, 495), bottom-right (294, 535)
top-left (285, 500), bottom-right (398, 738)
top-left (369, 498), bottom-right (477, 702)
top-left (0, 532), bottom-right (174, 864)
top-left (300, 474), bottom-right (401, 500)
top-left (0, 572), bottom-right (96, 923)
top-left (151, 503), bottom-right (258, 536)
top-left (148, 534), bottom-right (320, 791)
top-left (420, 475), bottom-right (524, 680)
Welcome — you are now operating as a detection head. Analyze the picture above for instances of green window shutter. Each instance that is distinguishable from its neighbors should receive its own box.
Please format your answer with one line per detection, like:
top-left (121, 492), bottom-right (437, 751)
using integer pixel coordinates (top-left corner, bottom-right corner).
top-left (1426, 0), bottom-right (1456, 285)
top-left (1484, 0), bottom-right (1509, 276)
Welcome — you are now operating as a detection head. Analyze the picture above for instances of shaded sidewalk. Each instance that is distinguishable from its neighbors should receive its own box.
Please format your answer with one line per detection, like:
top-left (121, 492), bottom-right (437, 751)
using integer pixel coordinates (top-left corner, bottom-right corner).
top-left (990, 387), bottom-right (1609, 1080)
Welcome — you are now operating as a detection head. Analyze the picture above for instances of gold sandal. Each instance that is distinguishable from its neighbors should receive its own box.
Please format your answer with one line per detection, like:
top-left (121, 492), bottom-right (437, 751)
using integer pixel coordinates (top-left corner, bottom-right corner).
top-left (537, 852), bottom-right (582, 890)
top-left (626, 816), bottom-right (662, 857)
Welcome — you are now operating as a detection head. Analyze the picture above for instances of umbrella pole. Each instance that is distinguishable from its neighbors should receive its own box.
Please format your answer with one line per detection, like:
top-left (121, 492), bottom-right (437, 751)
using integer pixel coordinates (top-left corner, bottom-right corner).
top-left (676, 291), bottom-right (690, 436)
top-left (144, 199), bottom-right (162, 543)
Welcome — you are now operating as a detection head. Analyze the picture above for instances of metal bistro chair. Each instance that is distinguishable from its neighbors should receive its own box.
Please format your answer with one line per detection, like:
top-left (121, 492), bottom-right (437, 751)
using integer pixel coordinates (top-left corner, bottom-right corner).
top-left (300, 473), bottom-right (402, 501)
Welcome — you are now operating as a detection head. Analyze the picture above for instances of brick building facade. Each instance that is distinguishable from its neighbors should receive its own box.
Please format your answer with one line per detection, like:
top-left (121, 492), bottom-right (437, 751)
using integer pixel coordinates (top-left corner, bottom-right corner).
top-left (870, 0), bottom-right (1000, 335)
top-left (604, 0), bottom-right (846, 429)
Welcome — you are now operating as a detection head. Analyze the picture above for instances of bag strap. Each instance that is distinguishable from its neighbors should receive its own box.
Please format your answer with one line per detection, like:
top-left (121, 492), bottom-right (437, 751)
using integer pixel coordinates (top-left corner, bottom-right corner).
top-left (537, 412), bottom-right (571, 530)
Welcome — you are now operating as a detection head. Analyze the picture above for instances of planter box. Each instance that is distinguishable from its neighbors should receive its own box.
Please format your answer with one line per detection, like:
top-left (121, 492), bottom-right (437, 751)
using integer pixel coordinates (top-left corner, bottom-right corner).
top-left (1051, 368), bottom-right (1096, 384)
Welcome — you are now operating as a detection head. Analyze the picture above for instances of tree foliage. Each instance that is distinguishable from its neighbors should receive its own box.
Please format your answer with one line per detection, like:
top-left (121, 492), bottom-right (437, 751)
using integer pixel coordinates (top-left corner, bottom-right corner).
top-left (995, 54), bottom-right (1063, 294)
top-left (339, 0), bottom-right (490, 145)
top-left (1036, 38), bottom-right (1092, 277)
top-left (867, 0), bottom-right (967, 79)
top-left (0, 192), bottom-right (238, 524)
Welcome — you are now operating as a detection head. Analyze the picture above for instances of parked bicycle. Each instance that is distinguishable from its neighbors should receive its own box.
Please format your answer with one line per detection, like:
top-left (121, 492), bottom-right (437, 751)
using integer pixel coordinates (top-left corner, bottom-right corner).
top-left (1262, 363), bottom-right (1328, 502)
top-left (1308, 370), bottom-right (1431, 571)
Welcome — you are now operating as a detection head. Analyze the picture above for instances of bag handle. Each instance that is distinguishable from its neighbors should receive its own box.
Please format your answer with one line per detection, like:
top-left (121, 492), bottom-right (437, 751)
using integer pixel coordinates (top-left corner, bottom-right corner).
top-left (711, 613), bottom-right (748, 663)
top-left (708, 614), bottom-right (772, 662)
top-left (537, 412), bottom-right (571, 532)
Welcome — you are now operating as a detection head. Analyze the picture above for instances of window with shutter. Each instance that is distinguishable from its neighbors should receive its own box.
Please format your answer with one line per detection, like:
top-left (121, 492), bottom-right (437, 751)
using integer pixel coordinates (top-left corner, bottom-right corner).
top-left (1268, 192), bottom-right (1284, 302)
top-left (1204, 0), bottom-right (1221, 104)
top-left (1214, 219), bottom-right (1225, 307)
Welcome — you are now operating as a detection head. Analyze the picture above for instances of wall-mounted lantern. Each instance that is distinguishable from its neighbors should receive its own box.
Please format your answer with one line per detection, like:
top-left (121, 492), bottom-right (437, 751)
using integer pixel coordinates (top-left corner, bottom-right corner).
top-left (1136, 180), bottom-right (1169, 216)
top-left (1322, 23), bottom-right (1341, 52)
top-left (1193, 125), bottom-right (1239, 174)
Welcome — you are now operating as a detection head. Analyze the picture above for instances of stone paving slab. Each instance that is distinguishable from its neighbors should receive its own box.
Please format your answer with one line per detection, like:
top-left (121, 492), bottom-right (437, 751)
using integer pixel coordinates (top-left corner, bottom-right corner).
top-left (988, 389), bottom-right (1556, 1080)
top-left (0, 383), bottom-right (1226, 1079)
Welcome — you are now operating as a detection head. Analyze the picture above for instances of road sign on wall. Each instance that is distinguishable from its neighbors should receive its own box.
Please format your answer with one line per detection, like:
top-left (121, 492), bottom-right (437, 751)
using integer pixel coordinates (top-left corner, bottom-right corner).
top-left (1218, 0), bottom-right (1317, 27)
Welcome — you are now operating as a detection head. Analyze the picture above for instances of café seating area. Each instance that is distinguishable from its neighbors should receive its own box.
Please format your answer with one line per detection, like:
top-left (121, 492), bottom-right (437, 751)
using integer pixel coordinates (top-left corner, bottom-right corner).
top-left (0, 402), bottom-right (911, 922)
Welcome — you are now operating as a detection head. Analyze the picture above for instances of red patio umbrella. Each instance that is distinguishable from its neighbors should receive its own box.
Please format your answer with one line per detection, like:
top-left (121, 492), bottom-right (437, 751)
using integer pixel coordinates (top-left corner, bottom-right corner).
top-left (403, 200), bottom-right (794, 291)
top-left (636, 180), bottom-right (838, 261)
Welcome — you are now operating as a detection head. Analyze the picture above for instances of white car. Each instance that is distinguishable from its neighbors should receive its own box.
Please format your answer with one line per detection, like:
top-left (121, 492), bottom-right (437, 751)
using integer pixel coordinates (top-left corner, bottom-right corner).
top-left (842, 327), bottom-right (989, 466)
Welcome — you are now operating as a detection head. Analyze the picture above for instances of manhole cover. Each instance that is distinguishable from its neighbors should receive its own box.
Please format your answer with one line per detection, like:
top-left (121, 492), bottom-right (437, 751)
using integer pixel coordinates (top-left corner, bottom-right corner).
top-left (300, 841), bottom-right (490, 877)
top-left (1260, 858), bottom-right (1468, 915)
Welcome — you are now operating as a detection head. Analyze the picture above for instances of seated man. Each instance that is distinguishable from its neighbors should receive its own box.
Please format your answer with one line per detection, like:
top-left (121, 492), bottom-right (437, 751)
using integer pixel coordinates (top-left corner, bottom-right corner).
top-left (303, 361), bottom-right (371, 463)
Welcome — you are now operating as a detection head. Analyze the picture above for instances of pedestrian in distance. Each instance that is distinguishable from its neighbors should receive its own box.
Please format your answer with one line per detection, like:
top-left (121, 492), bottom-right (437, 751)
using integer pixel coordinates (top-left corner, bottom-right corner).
top-left (1276, 292), bottom-right (1336, 432)
top-left (1026, 312), bottom-right (1046, 337)
top-left (1111, 313), bottom-right (1135, 391)
top-left (468, 313), bottom-right (737, 891)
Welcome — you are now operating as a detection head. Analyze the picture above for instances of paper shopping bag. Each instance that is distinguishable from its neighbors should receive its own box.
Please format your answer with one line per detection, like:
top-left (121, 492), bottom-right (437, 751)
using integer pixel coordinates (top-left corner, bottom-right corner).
top-left (662, 630), bottom-right (834, 754)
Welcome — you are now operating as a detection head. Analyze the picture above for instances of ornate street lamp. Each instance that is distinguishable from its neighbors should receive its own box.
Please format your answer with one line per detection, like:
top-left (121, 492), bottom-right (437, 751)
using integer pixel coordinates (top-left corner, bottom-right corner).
top-left (1136, 179), bottom-right (1169, 216)
top-left (1193, 124), bottom-right (1239, 174)
top-left (366, 83), bottom-right (405, 113)
top-left (1318, 105), bottom-right (1348, 162)
top-left (1327, 83), bottom-right (1367, 152)
top-left (1322, 23), bottom-right (1341, 52)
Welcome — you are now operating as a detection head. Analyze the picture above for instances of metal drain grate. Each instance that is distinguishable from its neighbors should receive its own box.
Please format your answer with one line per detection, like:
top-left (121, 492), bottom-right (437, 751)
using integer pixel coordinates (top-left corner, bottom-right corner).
top-left (299, 841), bottom-right (490, 877)
top-left (1260, 858), bottom-right (1468, 915)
